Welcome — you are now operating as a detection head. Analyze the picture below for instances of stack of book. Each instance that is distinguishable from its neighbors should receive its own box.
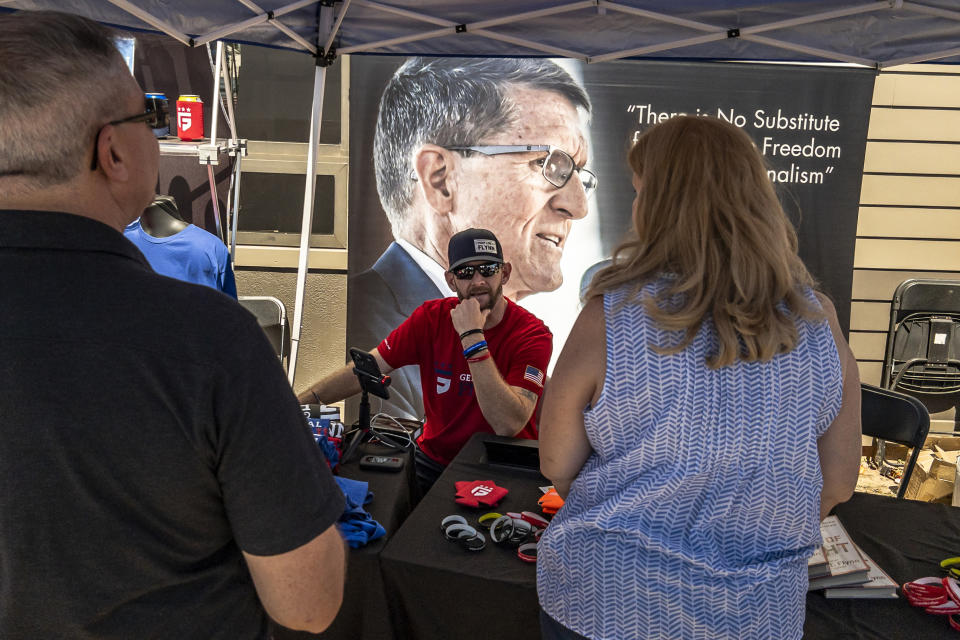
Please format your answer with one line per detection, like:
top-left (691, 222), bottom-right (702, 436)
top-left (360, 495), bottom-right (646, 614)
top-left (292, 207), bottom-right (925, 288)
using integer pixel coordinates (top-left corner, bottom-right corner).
top-left (807, 515), bottom-right (899, 599)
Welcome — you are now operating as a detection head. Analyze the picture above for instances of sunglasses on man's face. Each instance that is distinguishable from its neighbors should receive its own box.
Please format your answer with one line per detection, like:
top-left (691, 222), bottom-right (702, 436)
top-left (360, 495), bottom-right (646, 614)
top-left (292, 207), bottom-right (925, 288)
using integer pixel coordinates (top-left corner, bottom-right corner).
top-left (452, 262), bottom-right (501, 280)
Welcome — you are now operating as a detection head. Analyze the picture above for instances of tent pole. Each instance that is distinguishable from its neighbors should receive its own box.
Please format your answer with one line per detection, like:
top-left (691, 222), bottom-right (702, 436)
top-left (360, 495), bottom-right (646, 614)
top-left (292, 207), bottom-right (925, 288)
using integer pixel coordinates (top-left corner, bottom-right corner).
top-left (105, 0), bottom-right (192, 45)
top-left (287, 61), bottom-right (327, 385)
top-left (210, 41), bottom-right (223, 146)
top-left (590, 32), bottom-right (728, 64)
top-left (884, 44), bottom-right (960, 68)
top-left (221, 44), bottom-right (241, 140)
top-left (288, 2), bottom-right (341, 385)
top-left (229, 152), bottom-right (243, 264)
top-left (741, 34), bottom-right (874, 67)
top-left (206, 165), bottom-right (224, 241)
top-left (194, 14), bottom-right (269, 47)
top-left (219, 43), bottom-right (242, 261)
top-left (205, 41), bottom-right (225, 240)
top-left (322, 0), bottom-right (353, 54)
top-left (195, 0), bottom-right (321, 47)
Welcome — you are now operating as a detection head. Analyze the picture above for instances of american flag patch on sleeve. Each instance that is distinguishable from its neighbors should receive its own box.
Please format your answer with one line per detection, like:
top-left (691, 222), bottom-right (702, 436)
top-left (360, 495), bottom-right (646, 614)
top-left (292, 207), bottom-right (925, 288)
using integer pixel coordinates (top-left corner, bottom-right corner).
top-left (523, 365), bottom-right (544, 387)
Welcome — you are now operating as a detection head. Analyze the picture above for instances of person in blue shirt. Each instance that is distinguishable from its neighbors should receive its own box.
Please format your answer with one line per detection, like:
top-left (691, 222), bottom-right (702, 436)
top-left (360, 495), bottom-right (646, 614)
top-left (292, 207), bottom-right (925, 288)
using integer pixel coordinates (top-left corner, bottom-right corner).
top-left (124, 195), bottom-right (237, 298)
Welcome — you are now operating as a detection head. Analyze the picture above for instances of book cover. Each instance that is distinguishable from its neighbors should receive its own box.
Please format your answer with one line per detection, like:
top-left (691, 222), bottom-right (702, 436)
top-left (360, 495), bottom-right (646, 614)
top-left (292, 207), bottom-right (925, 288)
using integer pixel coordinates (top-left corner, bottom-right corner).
top-left (824, 544), bottom-right (899, 599)
top-left (808, 545), bottom-right (830, 578)
top-left (808, 515), bottom-right (869, 591)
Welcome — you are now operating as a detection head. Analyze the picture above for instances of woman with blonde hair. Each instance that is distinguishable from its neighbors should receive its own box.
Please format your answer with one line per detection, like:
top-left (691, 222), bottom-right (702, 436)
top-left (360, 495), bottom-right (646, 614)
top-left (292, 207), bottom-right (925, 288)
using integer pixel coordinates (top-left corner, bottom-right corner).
top-left (536, 116), bottom-right (861, 640)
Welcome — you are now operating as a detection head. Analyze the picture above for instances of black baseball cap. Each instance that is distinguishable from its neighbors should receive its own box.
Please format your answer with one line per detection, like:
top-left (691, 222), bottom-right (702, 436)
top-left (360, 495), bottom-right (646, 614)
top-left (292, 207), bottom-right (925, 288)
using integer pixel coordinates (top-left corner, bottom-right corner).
top-left (447, 228), bottom-right (504, 271)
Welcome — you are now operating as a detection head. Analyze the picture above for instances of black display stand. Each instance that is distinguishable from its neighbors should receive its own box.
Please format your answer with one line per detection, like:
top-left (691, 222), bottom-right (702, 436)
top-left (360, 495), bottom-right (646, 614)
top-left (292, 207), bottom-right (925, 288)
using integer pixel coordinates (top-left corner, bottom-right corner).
top-left (341, 365), bottom-right (391, 464)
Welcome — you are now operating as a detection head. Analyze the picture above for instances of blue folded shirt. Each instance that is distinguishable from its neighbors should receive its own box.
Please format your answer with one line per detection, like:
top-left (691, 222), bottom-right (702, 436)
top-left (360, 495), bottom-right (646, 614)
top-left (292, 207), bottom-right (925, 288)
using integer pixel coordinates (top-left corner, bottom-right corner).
top-left (334, 476), bottom-right (386, 548)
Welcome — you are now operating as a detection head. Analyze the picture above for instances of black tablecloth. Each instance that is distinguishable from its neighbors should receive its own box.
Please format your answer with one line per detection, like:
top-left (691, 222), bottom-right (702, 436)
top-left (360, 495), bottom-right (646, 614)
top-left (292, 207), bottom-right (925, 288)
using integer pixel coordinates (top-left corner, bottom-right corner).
top-left (805, 492), bottom-right (960, 639)
top-left (380, 433), bottom-right (960, 640)
top-left (380, 433), bottom-right (542, 640)
top-left (275, 441), bottom-right (415, 640)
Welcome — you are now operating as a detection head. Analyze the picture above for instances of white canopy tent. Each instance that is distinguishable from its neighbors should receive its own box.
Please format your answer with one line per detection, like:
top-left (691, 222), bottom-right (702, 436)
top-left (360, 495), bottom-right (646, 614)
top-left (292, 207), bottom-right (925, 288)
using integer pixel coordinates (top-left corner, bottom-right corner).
top-left (4, 0), bottom-right (960, 384)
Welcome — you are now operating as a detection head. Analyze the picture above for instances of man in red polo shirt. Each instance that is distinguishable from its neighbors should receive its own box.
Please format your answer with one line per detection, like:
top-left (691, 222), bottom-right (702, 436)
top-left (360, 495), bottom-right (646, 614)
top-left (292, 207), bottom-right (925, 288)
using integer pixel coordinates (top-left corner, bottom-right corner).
top-left (300, 228), bottom-right (552, 494)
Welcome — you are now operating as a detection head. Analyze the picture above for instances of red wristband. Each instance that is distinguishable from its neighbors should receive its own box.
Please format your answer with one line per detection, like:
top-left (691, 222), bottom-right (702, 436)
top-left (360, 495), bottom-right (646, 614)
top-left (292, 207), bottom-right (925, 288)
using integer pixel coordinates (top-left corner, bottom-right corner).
top-left (519, 511), bottom-right (550, 529)
top-left (467, 353), bottom-right (492, 364)
top-left (517, 542), bottom-right (538, 563)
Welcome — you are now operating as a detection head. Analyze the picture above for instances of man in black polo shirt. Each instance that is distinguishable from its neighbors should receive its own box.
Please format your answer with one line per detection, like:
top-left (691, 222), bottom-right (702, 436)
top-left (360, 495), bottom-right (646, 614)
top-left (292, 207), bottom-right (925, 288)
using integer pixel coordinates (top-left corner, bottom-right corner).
top-left (0, 11), bottom-right (345, 638)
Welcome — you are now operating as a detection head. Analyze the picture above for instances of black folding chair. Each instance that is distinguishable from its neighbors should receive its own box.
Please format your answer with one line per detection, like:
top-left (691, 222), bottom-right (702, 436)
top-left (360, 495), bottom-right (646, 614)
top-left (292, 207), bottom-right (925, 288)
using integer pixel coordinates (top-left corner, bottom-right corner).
top-left (881, 278), bottom-right (960, 432)
top-left (239, 296), bottom-right (290, 371)
top-left (861, 383), bottom-right (930, 499)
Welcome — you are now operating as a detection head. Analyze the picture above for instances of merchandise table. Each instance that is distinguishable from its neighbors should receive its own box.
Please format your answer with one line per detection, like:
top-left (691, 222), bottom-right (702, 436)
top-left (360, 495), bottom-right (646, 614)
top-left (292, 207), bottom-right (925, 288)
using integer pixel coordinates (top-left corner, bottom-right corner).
top-left (805, 492), bottom-right (960, 639)
top-left (379, 432), bottom-right (960, 640)
top-left (379, 433), bottom-right (545, 640)
top-left (274, 441), bottom-right (415, 640)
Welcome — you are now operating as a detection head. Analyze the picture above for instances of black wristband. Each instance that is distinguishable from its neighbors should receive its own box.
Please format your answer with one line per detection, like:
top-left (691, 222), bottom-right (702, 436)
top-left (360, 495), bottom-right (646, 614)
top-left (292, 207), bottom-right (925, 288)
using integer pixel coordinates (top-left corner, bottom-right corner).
top-left (459, 328), bottom-right (484, 341)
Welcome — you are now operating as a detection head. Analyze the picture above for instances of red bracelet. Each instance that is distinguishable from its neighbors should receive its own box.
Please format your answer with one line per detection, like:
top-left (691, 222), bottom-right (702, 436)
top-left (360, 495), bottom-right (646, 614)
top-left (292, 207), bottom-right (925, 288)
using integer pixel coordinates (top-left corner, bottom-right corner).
top-left (467, 353), bottom-right (492, 364)
top-left (902, 576), bottom-right (960, 633)
top-left (519, 511), bottom-right (550, 529)
top-left (517, 542), bottom-right (538, 563)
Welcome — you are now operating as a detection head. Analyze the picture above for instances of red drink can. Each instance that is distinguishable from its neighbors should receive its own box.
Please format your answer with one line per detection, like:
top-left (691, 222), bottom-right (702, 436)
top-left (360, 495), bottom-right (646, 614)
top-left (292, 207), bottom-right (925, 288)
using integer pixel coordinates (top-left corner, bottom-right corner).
top-left (176, 95), bottom-right (204, 141)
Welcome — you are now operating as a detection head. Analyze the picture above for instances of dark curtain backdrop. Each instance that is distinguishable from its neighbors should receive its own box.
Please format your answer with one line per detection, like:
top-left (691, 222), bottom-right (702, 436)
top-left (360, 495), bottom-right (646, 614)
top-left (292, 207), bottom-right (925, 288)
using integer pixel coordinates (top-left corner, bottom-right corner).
top-left (582, 60), bottom-right (874, 334)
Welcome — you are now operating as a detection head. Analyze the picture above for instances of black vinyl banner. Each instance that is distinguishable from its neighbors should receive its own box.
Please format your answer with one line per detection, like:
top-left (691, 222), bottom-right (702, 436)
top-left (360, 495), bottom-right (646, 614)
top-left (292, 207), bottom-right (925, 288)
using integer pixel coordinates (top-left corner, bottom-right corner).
top-left (347, 56), bottom-right (874, 419)
top-left (582, 60), bottom-right (874, 330)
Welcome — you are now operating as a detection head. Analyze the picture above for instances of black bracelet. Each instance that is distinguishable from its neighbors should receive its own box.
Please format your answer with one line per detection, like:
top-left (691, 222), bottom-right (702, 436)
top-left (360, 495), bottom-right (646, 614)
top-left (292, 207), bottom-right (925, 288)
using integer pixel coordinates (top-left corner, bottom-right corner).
top-left (459, 328), bottom-right (484, 341)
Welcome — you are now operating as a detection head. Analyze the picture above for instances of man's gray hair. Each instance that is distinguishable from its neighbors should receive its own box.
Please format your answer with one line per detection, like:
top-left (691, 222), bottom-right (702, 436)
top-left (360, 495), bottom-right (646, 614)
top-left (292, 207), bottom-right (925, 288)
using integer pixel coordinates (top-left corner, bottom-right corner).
top-left (374, 57), bottom-right (591, 235)
top-left (0, 11), bottom-right (131, 190)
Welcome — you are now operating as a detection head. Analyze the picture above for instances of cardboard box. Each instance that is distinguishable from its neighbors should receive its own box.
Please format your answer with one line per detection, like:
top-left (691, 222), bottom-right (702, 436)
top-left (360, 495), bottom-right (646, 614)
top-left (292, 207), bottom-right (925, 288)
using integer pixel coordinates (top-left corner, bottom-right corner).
top-left (866, 434), bottom-right (960, 503)
top-left (925, 436), bottom-right (960, 451)
top-left (903, 442), bottom-right (960, 503)
top-left (953, 465), bottom-right (960, 508)
top-left (903, 463), bottom-right (954, 503)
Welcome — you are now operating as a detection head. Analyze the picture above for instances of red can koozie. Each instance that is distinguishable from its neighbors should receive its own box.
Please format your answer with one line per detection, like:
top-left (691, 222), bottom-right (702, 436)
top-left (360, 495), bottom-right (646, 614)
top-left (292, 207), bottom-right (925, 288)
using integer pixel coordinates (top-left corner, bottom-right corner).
top-left (176, 95), bottom-right (204, 141)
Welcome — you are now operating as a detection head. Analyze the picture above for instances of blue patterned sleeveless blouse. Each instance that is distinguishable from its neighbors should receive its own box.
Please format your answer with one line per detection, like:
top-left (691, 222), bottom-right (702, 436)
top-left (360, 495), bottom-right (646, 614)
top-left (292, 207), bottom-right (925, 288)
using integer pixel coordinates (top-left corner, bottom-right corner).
top-left (537, 278), bottom-right (842, 639)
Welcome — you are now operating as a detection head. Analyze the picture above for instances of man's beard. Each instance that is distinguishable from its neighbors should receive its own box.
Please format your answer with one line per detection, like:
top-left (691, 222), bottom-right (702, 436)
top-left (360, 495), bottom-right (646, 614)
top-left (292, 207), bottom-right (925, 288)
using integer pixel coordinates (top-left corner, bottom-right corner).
top-left (459, 282), bottom-right (503, 311)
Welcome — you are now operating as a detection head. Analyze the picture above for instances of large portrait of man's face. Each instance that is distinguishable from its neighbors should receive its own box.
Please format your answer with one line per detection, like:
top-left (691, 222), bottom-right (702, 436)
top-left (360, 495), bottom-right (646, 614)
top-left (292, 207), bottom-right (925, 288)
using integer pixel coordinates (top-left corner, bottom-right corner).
top-left (436, 84), bottom-right (591, 300)
top-left (372, 57), bottom-right (593, 290)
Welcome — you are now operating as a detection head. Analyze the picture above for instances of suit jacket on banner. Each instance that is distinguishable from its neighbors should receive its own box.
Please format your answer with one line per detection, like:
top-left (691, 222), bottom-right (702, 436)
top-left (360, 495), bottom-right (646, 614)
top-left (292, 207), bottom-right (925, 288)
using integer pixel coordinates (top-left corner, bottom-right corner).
top-left (348, 242), bottom-right (443, 420)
